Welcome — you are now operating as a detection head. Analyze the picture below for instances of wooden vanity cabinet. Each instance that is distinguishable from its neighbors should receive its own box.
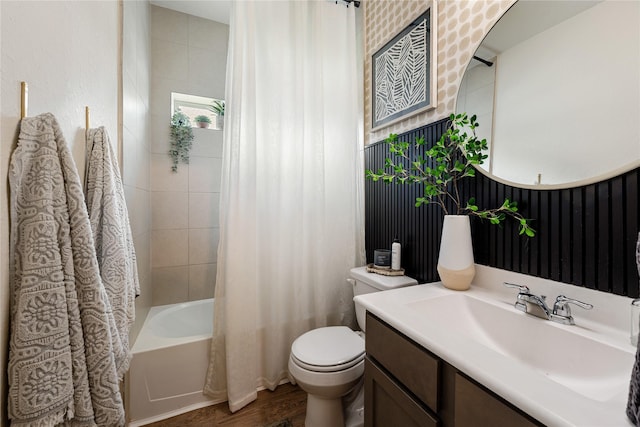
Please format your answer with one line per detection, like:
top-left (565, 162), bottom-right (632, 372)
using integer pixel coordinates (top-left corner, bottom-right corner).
top-left (364, 358), bottom-right (439, 427)
top-left (364, 312), bottom-right (543, 427)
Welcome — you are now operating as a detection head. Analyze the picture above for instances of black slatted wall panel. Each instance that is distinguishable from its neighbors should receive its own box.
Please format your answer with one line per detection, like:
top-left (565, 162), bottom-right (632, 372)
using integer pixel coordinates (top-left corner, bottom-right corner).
top-left (364, 118), bottom-right (640, 297)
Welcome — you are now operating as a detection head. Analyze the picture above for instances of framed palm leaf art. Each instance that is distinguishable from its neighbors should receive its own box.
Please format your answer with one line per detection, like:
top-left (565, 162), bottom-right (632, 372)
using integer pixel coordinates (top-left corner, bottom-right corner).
top-left (372, 4), bottom-right (437, 131)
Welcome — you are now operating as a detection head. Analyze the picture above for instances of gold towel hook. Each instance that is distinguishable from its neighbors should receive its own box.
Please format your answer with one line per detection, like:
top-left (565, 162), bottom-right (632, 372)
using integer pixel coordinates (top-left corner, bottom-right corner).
top-left (84, 106), bottom-right (92, 186)
top-left (20, 81), bottom-right (28, 119)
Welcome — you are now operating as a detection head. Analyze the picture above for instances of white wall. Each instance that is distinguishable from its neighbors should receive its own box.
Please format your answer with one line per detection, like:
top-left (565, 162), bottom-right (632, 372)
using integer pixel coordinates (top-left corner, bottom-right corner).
top-left (122, 0), bottom-right (152, 344)
top-left (492, 1), bottom-right (640, 186)
top-left (149, 6), bottom-right (227, 305)
top-left (0, 1), bottom-right (120, 424)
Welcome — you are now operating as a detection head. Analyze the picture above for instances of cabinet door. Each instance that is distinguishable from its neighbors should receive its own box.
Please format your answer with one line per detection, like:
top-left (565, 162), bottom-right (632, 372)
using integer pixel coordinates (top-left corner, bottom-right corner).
top-left (366, 313), bottom-right (440, 411)
top-left (364, 358), bottom-right (439, 427)
top-left (454, 373), bottom-right (542, 427)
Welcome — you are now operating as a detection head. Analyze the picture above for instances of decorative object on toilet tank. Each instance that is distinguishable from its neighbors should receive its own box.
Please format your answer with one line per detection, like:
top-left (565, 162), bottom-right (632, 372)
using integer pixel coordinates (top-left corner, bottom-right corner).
top-left (391, 236), bottom-right (401, 270)
top-left (373, 249), bottom-right (391, 269)
top-left (169, 110), bottom-right (194, 172)
top-left (366, 113), bottom-right (535, 290)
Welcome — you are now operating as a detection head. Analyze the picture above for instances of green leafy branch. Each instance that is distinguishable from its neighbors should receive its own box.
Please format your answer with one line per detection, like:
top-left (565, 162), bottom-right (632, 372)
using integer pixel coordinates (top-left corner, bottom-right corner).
top-left (365, 113), bottom-right (536, 237)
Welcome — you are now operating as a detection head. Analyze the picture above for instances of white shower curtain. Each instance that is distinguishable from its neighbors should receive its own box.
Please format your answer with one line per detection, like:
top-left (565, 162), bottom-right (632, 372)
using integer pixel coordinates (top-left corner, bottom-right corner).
top-left (205, 0), bottom-right (365, 412)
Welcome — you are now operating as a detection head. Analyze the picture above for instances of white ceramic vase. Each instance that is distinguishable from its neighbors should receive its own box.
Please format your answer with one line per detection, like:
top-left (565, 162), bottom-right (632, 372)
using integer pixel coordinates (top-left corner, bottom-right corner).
top-left (437, 215), bottom-right (475, 291)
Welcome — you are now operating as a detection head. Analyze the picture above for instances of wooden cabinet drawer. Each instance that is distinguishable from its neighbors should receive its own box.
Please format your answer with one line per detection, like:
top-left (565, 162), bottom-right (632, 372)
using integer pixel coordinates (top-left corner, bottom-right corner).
top-left (366, 312), bottom-right (440, 411)
top-left (365, 357), bottom-right (439, 427)
top-left (454, 373), bottom-right (542, 427)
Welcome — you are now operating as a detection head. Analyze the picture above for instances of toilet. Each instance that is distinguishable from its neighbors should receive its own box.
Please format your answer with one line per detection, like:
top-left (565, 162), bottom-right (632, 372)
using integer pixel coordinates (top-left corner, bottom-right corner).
top-left (288, 266), bottom-right (418, 427)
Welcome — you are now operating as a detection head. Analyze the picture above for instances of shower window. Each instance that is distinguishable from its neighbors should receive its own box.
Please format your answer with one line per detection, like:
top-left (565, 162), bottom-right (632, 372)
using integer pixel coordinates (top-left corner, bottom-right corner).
top-left (171, 92), bottom-right (224, 130)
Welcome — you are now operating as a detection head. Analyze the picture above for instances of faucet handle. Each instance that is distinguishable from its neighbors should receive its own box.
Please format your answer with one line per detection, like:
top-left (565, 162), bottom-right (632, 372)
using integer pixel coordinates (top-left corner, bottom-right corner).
top-left (503, 282), bottom-right (530, 294)
top-left (553, 295), bottom-right (593, 317)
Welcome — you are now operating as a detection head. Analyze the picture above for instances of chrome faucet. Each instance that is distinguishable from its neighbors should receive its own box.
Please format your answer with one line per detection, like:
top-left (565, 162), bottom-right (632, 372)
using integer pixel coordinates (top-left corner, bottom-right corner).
top-left (504, 283), bottom-right (551, 319)
top-left (504, 282), bottom-right (593, 325)
top-left (551, 295), bottom-right (593, 325)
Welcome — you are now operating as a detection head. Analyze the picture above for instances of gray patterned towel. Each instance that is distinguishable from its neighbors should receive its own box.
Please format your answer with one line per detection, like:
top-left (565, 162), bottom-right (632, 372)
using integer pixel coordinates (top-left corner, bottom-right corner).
top-left (8, 113), bottom-right (125, 426)
top-left (85, 126), bottom-right (140, 378)
top-left (627, 232), bottom-right (640, 425)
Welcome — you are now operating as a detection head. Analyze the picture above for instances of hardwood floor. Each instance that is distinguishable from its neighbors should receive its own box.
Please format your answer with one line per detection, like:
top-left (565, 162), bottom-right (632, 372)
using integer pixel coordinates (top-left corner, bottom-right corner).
top-left (144, 383), bottom-right (307, 427)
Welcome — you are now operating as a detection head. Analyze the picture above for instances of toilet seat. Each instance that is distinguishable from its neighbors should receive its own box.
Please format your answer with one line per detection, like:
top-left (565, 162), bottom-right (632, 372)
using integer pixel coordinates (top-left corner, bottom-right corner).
top-left (291, 326), bottom-right (364, 373)
top-left (291, 352), bottom-right (364, 373)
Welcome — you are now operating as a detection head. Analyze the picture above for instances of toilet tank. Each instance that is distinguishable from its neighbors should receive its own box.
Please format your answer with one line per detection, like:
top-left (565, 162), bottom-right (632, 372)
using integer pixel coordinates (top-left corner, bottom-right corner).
top-left (349, 266), bottom-right (418, 332)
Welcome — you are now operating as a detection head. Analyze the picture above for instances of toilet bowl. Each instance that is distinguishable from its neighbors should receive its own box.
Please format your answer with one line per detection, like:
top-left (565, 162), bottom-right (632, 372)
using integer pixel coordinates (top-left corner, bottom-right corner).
top-left (289, 326), bottom-right (365, 427)
top-left (289, 266), bottom-right (418, 427)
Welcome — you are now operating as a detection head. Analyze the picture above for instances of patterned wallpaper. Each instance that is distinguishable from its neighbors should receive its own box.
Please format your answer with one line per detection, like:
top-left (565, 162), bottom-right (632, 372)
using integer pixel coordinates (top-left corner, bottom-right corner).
top-left (363, 0), bottom-right (514, 145)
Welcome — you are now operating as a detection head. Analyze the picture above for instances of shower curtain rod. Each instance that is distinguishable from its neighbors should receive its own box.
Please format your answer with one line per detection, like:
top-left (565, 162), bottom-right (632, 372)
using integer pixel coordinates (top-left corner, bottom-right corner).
top-left (473, 55), bottom-right (494, 67)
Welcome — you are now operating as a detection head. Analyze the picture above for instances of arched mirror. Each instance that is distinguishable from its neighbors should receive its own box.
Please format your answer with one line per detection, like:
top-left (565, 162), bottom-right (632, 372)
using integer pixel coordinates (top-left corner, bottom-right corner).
top-left (456, 0), bottom-right (640, 188)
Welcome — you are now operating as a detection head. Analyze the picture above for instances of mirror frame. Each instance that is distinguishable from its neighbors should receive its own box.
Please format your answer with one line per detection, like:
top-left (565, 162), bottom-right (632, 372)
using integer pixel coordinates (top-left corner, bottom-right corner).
top-left (456, 0), bottom-right (640, 190)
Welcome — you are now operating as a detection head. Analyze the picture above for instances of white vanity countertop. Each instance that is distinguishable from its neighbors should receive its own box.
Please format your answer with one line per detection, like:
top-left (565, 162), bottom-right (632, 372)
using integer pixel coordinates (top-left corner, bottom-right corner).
top-left (354, 265), bottom-right (636, 427)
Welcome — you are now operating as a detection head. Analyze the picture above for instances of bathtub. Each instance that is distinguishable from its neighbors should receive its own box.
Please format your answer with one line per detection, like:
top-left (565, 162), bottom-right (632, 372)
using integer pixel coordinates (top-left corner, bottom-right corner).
top-left (128, 299), bottom-right (222, 426)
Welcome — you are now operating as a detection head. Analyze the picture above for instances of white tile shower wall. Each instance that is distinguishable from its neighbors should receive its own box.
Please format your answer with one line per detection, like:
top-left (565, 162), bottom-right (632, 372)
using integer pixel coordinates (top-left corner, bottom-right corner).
top-left (150, 5), bottom-right (228, 305)
top-left (122, 0), bottom-right (152, 344)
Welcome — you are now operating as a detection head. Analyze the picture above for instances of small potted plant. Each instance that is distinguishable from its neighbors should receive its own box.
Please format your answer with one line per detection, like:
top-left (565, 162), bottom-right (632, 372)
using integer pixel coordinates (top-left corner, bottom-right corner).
top-left (194, 115), bottom-right (212, 129)
top-left (366, 113), bottom-right (535, 291)
top-left (208, 100), bottom-right (225, 129)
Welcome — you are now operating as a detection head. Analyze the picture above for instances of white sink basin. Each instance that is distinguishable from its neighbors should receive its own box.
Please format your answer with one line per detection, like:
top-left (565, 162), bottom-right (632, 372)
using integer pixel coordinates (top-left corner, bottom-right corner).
top-left (406, 294), bottom-right (633, 402)
top-left (353, 269), bottom-right (638, 427)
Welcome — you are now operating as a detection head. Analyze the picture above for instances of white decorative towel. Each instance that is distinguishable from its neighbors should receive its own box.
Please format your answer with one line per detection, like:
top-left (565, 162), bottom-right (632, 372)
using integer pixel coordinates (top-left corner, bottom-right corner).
top-left (84, 126), bottom-right (140, 377)
top-left (637, 232), bottom-right (640, 278)
top-left (627, 232), bottom-right (640, 425)
top-left (8, 113), bottom-right (125, 426)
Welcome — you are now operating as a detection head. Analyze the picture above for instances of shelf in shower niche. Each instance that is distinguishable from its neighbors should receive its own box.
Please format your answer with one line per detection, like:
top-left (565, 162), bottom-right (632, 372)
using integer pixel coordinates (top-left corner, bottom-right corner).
top-left (366, 264), bottom-right (406, 276)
